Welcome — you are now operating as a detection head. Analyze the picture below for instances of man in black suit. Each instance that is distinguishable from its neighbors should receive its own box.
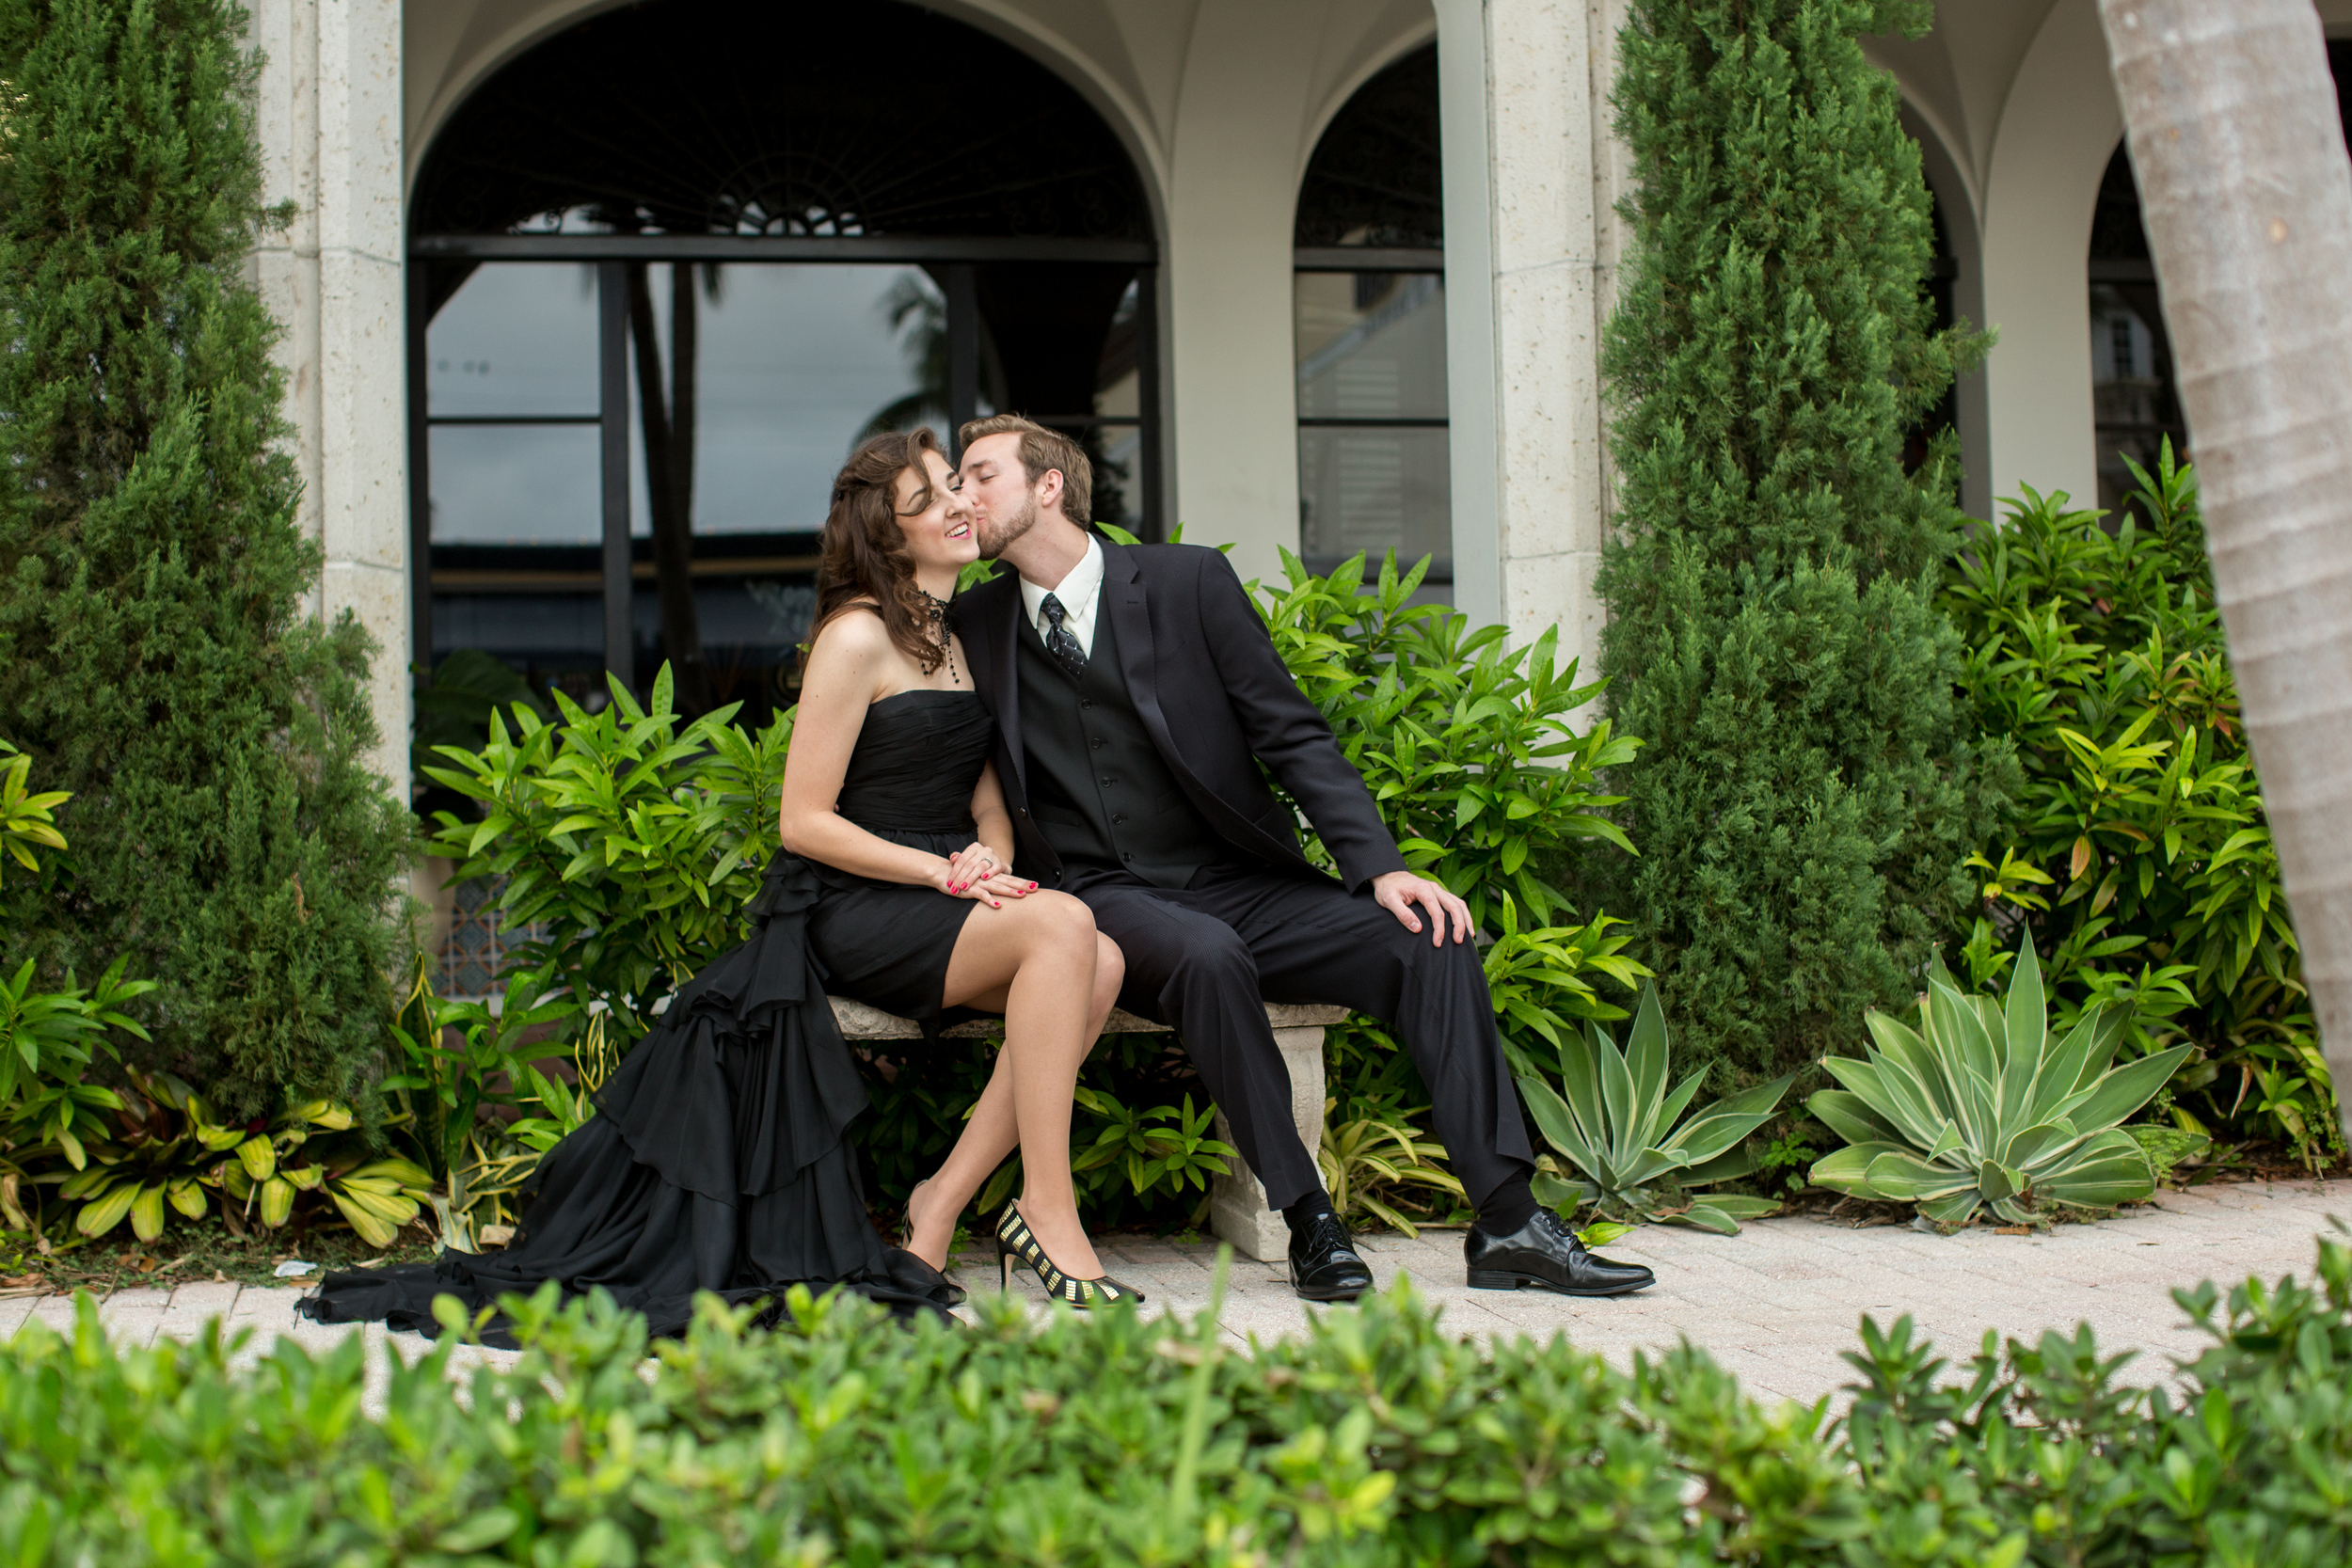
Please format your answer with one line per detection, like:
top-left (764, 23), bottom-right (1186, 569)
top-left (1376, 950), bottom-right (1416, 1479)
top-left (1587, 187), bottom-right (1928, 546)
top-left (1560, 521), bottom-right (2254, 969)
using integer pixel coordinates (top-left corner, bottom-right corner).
top-left (951, 415), bottom-right (1653, 1302)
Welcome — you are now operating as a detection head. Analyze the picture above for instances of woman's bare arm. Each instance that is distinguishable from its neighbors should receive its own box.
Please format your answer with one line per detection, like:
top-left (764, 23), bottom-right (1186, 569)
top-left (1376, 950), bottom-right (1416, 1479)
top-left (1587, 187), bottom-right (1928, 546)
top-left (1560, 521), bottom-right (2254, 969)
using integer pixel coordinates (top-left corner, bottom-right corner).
top-left (778, 611), bottom-right (968, 893)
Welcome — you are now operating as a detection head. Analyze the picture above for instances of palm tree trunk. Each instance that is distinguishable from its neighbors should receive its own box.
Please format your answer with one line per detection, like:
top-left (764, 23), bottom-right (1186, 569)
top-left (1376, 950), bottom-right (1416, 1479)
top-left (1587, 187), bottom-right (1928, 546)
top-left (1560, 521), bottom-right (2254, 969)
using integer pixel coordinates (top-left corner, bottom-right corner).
top-left (2095, 0), bottom-right (2352, 1142)
top-left (626, 261), bottom-right (712, 713)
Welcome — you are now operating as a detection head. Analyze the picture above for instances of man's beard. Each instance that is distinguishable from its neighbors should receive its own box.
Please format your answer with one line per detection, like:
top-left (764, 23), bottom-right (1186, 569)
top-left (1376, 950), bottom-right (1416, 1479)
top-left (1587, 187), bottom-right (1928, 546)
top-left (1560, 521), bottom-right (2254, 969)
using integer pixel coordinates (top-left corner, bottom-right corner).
top-left (977, 492), bottom-right (1038, 560)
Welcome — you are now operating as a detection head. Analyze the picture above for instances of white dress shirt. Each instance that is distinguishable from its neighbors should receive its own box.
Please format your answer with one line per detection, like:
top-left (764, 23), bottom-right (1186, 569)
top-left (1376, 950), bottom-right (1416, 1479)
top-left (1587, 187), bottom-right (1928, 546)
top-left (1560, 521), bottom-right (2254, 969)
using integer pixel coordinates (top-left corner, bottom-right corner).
top-left (1016, 532), bottom-right (1105, 659)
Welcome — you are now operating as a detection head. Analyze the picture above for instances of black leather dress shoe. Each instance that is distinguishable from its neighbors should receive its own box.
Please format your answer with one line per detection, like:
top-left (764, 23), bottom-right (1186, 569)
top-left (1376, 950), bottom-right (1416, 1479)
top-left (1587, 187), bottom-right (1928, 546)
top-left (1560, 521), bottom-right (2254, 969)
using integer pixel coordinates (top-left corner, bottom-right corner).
top-left (1288, 1211), bottom-right (1375, 1302)
top-left (1465, 1210), bottom-right (1655, 1296)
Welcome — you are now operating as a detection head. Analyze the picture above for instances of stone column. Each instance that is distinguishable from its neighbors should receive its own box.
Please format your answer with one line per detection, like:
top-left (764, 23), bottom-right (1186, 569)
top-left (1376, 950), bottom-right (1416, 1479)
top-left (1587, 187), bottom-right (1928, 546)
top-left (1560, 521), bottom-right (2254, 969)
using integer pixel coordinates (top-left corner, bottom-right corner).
top-left (1207, 1005), bottom-right (1346, 1261)
top-left (1435, 0), bottom-right (1629, 676)
top-left (251, 0), bottom-right (410, 790)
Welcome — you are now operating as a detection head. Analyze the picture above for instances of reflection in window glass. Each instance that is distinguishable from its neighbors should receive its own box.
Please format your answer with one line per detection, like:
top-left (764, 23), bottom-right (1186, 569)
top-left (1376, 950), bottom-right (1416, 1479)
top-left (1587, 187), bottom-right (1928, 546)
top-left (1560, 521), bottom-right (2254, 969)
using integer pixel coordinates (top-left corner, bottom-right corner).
top-left (1295, 271), bottom-right (1449, 585)
top-left (426, 264), bottom-right (600, 418)
top-left (1295, 273), bottom-right (1446, 421)
top-left (627, 264), bottom-right (941, 536)
top-left (1297, 426), bottom-right (1450, 577)
top-left (428, 423), bottom-right (602, 546)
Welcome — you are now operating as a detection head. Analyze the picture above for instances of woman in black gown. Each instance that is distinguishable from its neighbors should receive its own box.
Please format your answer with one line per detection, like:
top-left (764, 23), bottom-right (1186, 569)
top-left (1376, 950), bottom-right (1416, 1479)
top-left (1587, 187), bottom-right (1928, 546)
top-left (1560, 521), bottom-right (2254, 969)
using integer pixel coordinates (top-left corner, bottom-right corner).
top-left (300, 429), bottom-right (1136, 1343)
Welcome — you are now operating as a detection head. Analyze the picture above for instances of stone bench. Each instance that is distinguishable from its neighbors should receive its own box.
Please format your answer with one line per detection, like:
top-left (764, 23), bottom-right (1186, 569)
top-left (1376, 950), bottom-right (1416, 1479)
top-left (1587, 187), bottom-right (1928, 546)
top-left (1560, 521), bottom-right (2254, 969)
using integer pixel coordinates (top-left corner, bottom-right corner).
top-left (830, 997), bottom-right (1348, 1261)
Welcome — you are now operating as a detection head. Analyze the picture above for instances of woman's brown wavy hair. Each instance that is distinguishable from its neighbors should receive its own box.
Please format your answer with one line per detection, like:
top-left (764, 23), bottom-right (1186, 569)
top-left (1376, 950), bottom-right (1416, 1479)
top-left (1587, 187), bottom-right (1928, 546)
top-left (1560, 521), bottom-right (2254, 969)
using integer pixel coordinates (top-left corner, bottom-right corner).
top-left (808, 427), bottom-right (952, 674)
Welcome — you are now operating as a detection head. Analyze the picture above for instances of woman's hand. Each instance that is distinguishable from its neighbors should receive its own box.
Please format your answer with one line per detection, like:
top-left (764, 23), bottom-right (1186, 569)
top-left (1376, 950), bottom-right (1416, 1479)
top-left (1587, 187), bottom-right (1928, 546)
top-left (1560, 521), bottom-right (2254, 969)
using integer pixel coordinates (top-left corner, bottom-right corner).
top-left (933, 842), bottom-right (1035, 903)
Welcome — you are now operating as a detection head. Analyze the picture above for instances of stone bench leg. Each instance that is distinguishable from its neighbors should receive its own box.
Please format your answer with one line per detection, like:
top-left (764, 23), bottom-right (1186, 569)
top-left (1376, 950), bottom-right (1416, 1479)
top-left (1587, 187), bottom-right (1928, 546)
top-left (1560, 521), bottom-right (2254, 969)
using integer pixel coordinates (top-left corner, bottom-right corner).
top-left (1208, 1024), bottom-right (1328, 1262)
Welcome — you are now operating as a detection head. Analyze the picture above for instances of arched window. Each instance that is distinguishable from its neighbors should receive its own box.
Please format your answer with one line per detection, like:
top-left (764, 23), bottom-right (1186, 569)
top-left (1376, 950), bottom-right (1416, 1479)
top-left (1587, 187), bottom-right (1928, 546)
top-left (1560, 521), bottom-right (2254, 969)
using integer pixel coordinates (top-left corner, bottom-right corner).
top-left (1292, 44), bottom-right (1448, 592)
top-left (411, 0), bottom-right (1158, 722)
top-left (2086, 40), bottom-right (2350, 517)
top-left (2087, 146), bottom-right (2188, 515)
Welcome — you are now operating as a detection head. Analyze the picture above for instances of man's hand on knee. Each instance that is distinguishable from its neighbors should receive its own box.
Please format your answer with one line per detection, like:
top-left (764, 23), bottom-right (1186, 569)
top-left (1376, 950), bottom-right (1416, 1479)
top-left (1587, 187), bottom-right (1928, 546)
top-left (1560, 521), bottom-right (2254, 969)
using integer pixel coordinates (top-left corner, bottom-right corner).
top-left (1371, 870), bottom-right (1473, 947)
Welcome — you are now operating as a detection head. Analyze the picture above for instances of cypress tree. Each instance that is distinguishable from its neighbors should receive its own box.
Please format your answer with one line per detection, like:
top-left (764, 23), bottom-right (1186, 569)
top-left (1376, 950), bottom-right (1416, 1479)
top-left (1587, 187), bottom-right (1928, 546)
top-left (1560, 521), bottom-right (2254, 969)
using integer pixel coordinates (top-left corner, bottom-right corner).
top-left (0, 0), bottom-right (414, 1117)
top-left (1596, 0), bottom-right (2011, 1088)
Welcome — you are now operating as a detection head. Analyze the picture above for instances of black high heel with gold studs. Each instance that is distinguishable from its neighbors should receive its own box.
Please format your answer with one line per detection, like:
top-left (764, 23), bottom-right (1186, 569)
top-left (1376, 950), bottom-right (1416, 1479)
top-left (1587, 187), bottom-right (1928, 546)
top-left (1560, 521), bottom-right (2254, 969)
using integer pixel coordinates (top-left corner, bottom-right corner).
top-left (993, 1200), bottom-right (1143, 1308)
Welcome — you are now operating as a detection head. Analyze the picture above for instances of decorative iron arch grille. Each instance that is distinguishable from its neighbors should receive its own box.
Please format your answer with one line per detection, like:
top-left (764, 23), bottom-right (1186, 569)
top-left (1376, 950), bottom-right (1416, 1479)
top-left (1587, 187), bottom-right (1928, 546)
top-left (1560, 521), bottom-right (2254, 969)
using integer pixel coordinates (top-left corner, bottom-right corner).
top-left (408, 0), bottom-right (1162, 701)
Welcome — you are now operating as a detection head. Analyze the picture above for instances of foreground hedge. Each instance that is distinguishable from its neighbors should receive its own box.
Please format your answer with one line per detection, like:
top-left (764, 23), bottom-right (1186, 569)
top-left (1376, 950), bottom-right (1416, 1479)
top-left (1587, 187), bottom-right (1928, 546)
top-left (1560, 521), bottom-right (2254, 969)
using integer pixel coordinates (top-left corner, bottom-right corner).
top-left (7, 1243), bottom-right (2352, 1567)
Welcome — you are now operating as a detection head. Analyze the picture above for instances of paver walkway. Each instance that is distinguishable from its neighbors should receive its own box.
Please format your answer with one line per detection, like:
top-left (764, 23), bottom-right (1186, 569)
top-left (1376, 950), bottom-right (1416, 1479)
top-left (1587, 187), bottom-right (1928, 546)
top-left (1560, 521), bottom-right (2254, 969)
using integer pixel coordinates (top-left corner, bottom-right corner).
top-left (5, 1178), bottom-right (2343, 1410)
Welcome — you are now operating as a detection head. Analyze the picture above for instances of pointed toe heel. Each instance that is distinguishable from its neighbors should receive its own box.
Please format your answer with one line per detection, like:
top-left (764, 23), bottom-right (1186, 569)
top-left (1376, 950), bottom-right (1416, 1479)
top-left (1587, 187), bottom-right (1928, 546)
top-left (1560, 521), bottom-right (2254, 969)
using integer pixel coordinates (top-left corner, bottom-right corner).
top-left (993, 1200), bottom-right (1144, 1309)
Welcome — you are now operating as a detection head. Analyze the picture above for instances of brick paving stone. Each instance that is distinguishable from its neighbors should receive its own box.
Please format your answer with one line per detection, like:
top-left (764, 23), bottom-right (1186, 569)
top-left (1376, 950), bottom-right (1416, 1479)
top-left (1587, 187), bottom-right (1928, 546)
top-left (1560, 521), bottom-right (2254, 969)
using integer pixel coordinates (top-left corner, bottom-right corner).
top-left (168, 1281), bottom-right (241, 1316)
top-left (105, 1286), bottom-right (173, 1308)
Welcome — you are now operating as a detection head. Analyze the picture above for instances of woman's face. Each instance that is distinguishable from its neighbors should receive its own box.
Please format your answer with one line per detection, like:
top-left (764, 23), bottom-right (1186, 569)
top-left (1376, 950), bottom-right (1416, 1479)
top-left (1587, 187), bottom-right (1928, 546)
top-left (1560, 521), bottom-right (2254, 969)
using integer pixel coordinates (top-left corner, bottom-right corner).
top-left (893, 449), bottom-right (979, 574)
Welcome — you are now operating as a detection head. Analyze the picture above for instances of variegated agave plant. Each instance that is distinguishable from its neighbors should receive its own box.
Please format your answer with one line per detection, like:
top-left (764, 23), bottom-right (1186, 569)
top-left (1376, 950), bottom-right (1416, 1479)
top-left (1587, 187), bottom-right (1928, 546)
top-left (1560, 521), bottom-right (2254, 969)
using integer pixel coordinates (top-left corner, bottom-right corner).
top-left (1806, 936), bottom-right (2191, 1227)
top-left (1519, 985), bottom-right (1794, 1234)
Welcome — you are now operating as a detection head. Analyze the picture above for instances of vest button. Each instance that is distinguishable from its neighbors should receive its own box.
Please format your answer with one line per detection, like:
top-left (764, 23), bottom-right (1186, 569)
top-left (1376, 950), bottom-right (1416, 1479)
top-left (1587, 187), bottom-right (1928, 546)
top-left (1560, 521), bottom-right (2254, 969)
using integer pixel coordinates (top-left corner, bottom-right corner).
top-left (1113, 815), bottom-right (1126, 825)
top-left (1080, 700), bottom-right (1093, 709)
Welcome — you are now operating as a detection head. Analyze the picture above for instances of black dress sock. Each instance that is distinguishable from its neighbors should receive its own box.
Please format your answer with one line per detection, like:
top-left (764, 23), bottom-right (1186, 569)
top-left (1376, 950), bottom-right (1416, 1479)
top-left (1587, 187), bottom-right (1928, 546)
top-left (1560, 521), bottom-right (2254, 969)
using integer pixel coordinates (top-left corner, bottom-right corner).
top-left (1283, 1193), bottom-right (1337, 1234)
top-left (1477, 1175), bottom-right (1541, 1234)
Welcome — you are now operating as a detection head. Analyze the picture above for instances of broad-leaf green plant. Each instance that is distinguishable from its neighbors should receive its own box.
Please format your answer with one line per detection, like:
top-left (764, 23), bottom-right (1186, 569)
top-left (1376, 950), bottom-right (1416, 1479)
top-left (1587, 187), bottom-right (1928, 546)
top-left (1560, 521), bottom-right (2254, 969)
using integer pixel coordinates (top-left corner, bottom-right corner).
top-left (1518, 985), bottom-right (1793, 1233)
top-left (1256, 548), bottom-right (1638, 933)
top-left (1806, 935), bottom-right (2191, 1227)
top-left (421, 664), bottom-right (791, 1042)
top-left (1942, 447), bottom-right (2328, 1163)
top-left (0, 740), bottom-right (68, 880)
top-left (1317, 1101), bottom-right (1465, 1238)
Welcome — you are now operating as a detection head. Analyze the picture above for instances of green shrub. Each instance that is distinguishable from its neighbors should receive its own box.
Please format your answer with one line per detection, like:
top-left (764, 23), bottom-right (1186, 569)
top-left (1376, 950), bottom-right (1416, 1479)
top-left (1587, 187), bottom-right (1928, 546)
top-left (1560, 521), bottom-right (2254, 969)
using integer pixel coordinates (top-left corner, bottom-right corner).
top-left (1808, 934), bottom-right (2189, 1227)
top-left (421, 666), bottom-right (792, 1045)
top-left (1257, 549), bottom-right (1638, 935)
top-left (1593, 0), bottom-right (2010, 1096)
top-left (0, 0), bottom-right (418, 1120)
top-left (15, 1239), bottom-right (2352, 1565)
top-left (1942, 448), bottom-right (2331, 1164)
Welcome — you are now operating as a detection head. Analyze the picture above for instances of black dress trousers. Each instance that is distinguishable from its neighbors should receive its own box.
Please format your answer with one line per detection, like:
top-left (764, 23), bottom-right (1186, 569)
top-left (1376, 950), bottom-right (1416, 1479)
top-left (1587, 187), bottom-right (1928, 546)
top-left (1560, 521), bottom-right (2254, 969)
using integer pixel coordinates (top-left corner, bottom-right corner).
top-left (1068, 862), bottom-right (1534, 1214)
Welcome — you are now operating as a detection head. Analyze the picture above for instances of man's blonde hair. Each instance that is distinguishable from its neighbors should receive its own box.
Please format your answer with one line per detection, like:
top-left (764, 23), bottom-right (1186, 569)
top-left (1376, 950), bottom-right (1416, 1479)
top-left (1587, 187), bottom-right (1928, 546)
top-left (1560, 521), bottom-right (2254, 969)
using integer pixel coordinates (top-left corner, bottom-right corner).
top-left (958, 414), bottom-right (1092, 525)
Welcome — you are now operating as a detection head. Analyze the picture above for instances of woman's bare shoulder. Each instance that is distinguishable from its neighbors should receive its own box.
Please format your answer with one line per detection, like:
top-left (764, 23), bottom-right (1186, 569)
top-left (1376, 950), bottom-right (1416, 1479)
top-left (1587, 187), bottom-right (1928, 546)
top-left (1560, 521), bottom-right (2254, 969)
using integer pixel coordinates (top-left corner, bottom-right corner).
top-left (808, 600), bottom-right (894, 660)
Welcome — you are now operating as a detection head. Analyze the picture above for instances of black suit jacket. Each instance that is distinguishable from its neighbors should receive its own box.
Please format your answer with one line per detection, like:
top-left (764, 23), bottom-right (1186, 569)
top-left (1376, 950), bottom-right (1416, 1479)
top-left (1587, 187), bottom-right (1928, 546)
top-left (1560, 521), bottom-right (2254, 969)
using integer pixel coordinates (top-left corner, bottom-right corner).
top-left (957, 538), bottom-right (1409, 894)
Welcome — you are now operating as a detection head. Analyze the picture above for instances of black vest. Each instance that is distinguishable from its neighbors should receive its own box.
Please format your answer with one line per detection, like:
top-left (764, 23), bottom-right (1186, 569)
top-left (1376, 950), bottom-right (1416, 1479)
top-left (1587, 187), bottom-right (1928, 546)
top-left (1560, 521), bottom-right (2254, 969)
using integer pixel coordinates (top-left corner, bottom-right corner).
top-left (1015, 595), bottom-right (1221, 889)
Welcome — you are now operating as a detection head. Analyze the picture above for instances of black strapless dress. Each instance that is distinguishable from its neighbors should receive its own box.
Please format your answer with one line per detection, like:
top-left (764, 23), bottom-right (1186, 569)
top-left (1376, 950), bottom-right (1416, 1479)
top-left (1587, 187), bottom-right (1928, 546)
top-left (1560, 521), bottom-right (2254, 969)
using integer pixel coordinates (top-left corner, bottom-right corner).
top-left (297, 689), bottom-right (996, 1344)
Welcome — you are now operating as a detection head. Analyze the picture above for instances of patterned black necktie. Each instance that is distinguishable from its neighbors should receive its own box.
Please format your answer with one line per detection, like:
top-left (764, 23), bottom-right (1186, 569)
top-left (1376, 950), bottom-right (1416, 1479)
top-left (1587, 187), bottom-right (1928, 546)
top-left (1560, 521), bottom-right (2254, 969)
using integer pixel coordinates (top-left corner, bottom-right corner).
top-left (1040, 593), bottom-right (1089, 680)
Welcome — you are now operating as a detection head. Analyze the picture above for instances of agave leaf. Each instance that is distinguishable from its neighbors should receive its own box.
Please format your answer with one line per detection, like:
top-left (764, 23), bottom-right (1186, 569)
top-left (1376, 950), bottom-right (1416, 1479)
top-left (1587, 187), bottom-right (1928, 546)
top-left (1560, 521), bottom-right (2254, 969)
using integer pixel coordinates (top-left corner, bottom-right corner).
top-left (1558, 1027), bottom-right (1610, 1164)
top-left (1999, 939), bottom-right (2045, 1116)
top-left (1665, 1074), bottom-right (1794, 1168)
top-left (1577, 1220), bottom-right (1635, 1248)
top-left (1595, 1021), bottom-right (1644, 1165)
top-left (259, 1176), bottom-right (296, 1227)
top-left (1681, 1146), bottom-right (1759, 1187)
top-left (1821, 1056), bottom-right (1935, 1146)
top-left (1926, 1120), bottom-right (1964, 1162)
top-left (1977, 1160), bottom-right (2025, 1203)
top-left (1624, 985), bottom-right (1670, 1136)
top-left (1807, 1142), bottom-right (1909, 1196)
top-left (1917, 1190), bottom-right (1982, 1227)
top-left (1870, 1039), bottom-right (1966, 1151)
top-left (2033, 1129), bottom-right (2158, 1210)
top-left (1806, 1088), bottom-right (1903, 1148)
top-left (1518, 1074), bottom-right (1606, 1185)
top-left (1651, 1069), bottom-right (1708, 1144)
top-left (2001, 1120), bottom-right (2083, 1171)
top-left (1928, 980), bottom-right (2000, 1148)
top-left (1670, 1202), bottom-right (1744, 1235)
top-left (2026, 1011), bottom-right (2110, 1127)
top-left (1861, 1149), bottom-right (1979, 1201)
top-left (1530, 1165), bottom-right (1593, 1212)
top-left (2054, 1045), bottom-right (2193, 1134)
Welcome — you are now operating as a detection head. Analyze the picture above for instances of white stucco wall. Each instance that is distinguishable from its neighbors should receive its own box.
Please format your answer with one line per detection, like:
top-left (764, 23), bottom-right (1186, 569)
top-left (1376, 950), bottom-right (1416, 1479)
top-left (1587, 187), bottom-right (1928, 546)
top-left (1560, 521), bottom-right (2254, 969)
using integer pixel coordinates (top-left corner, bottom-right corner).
top-left (251, 0), bottom-right (410, 788)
